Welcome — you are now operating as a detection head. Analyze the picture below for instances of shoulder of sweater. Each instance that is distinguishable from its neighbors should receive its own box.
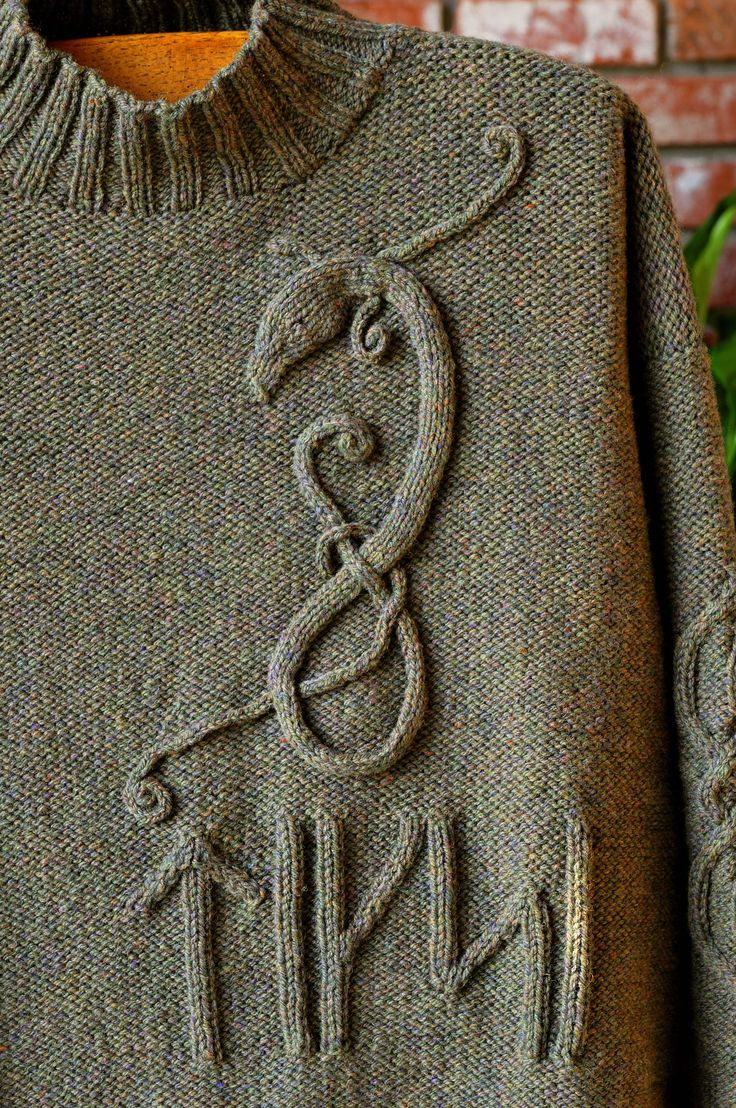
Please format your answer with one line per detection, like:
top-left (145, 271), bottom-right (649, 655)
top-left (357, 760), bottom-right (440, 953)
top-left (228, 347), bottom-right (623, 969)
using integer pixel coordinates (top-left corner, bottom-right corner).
top-left (382, 20), bottom-right (632, 127)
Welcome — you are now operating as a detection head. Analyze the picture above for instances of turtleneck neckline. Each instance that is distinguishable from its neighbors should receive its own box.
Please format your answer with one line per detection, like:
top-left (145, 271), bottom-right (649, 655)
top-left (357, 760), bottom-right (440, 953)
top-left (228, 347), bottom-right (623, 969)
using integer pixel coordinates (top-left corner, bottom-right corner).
top-left (0, 0), bottom-right (399, 216)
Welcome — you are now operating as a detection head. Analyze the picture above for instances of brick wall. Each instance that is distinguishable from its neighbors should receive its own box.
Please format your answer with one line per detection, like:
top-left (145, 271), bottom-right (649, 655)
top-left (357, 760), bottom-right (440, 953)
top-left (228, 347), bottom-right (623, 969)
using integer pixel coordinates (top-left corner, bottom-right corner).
top-left (344, 0), bottom-right (736, 308)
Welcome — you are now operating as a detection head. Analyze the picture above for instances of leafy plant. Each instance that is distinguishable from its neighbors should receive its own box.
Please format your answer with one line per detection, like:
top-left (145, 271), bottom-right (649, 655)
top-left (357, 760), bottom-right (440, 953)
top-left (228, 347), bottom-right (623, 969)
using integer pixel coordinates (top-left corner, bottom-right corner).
top-left (683, 189), bottom-right (736, 481)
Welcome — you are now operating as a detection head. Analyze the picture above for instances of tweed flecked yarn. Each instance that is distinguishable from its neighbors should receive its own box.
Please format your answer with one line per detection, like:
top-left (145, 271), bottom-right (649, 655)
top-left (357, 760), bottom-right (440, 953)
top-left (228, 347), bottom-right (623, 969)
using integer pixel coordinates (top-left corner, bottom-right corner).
top-left (2, 0), bottom-right (736, 1105)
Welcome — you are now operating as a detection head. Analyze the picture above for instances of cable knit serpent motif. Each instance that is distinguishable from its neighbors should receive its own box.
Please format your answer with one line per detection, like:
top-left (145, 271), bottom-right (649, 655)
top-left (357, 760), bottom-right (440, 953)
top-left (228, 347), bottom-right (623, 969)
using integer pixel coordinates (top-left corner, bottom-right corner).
top-left (267, 412), bottom-right (427, 777)
top-left (674, 562), bottom-right (736, 974)
top-left (123, 121), bottom-right (525, 825)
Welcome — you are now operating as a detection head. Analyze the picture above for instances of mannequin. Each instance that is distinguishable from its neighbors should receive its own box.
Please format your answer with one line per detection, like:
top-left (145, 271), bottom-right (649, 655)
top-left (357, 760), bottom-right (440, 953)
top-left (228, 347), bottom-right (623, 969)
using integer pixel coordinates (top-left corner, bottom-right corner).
top-left (49, 29), bottom-right (249, 101)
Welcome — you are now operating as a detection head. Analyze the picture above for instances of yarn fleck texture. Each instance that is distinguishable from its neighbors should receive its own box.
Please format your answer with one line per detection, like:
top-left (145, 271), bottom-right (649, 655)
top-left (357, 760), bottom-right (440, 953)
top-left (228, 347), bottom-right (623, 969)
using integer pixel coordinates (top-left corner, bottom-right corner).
top-left (1, 0), bottom-right (735, 1105)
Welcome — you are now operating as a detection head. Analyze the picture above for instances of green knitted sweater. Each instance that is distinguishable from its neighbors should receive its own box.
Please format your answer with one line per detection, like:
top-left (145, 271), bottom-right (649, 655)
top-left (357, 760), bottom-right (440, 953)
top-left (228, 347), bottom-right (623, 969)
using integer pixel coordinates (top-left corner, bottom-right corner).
top-left (1, 0), bottom-right (735, 1104)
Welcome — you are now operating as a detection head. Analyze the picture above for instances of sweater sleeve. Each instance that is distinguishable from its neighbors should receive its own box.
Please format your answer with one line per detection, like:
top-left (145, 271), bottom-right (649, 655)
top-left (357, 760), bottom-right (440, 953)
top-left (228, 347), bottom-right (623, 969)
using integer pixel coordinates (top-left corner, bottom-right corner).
top-left (620, 90), bottom-right (736, 1099)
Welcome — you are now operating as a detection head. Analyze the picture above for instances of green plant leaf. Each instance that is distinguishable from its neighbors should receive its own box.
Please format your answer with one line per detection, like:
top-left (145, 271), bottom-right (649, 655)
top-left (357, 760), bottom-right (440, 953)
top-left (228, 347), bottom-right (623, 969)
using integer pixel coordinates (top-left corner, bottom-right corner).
top-left (684, 188), bottom-right (736, 268)
top-left (691, 208), bottom-right (736, 325)
top-left (688, 192), bottom-right (736, 481)
top-left (684, 190), bottom-right (736, 325)
top-left (711, 331), bottom-right (736, 391)
top-left (708, 334), bottom-right (736, 475)
top-left (723, 410), bottom-right (736, 476)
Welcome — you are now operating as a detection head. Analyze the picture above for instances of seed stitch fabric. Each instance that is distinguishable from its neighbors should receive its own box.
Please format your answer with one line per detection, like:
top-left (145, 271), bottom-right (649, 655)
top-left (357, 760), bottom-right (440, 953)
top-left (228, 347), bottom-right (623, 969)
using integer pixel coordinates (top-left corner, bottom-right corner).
top-left (1, 0), bottom-right (735, 1105)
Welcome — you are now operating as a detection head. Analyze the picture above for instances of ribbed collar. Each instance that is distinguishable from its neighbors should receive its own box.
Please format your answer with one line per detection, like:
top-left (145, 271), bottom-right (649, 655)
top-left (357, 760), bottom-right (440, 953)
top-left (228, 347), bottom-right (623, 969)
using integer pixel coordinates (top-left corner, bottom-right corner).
top-left (0, 0), bottom-right (398, 216)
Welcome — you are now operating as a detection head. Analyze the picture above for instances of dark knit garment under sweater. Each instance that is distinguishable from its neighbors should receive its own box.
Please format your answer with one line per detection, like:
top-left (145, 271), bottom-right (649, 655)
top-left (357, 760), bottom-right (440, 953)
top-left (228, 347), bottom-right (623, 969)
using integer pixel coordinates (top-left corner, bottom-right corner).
top-left (2, 0), bottom-right (736, 1104)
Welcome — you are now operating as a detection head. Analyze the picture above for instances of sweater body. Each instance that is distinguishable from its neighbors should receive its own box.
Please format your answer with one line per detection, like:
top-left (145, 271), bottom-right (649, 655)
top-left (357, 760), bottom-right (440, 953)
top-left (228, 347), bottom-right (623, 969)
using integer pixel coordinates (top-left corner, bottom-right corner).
top-left (2, 2), bottom-right (734, 1105)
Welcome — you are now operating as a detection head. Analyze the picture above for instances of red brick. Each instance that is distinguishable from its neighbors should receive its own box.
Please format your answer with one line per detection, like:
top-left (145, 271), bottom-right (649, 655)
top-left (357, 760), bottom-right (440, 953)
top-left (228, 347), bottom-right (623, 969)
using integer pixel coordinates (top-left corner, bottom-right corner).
top-left (664, 158), bottom-right (736, 228)
top-left (453, 0), bottom-right (659, 65)
top-left (710, 235), bottom-right (736, 309)
top-left (667, 0), bottom-right (736, 62)
top-left (342, 0), bottom-right (442, 29)
top-left (617, 76), bottom-right (736, 146)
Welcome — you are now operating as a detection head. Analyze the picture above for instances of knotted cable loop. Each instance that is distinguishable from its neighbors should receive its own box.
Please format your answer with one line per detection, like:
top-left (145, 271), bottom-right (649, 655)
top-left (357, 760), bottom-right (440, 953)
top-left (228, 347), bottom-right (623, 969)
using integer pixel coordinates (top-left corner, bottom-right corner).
top-left (122, 562), bottom-right (412, 825)
top-left (267, 412), bottom-right (427, 778)
top-left (316, 522), bottom-right (372, 580)
top-left (296, 414), bottom-right (384, 598)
